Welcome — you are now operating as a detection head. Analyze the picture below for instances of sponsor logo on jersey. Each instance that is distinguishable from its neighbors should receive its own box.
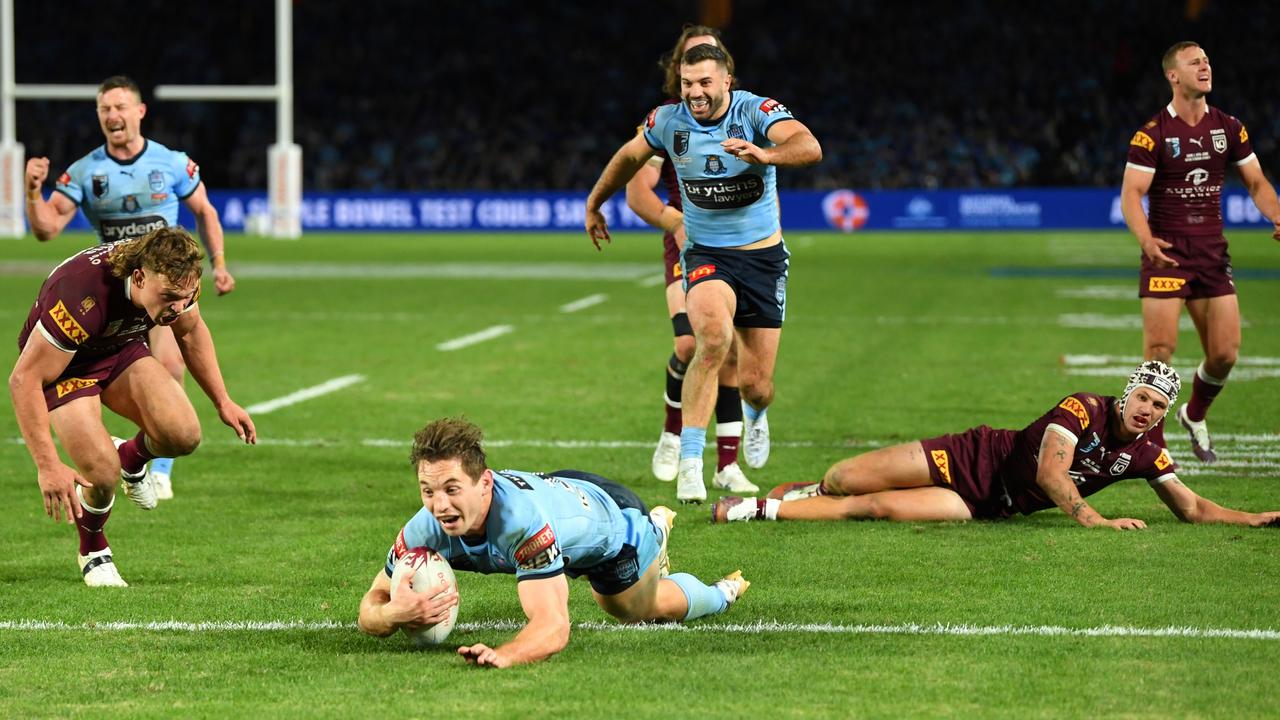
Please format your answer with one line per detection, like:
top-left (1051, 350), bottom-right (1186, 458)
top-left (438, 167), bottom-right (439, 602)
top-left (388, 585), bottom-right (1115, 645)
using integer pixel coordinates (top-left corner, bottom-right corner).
top-left (1144, 120), bottom-right (1157, 129)
top-left (1080, 457), bottom-right (1102, 474)
top-left (1186, 152), bottom-right (1210, 162)
top-left (687, 264), bottom-right (716, 282)
top-left (1148, 276), bottom-right (1186, 292)
top-left (1129, 131), bottom-right (1155, 151)
top-left (1239, 125), bottom-right (1249, 143)
top-left (1188, 137), bottom-right (1203, 148)
top-left (1166, 137), bottom-right (1181, 158)
top-left (515, 524), bottom-right (560, 571)
top-left (392, 529), bottom-right (408, 560)
top-left (1079, 432), bottom-right (1101, 453)
top-left (185, 158), bottom-right (199, 179)
top-left (727, 123), bottom-right (745, 140)
top-left (103, 320), bottom-right (123, 337)
top-left (1185, 167), bottom-right (1209, 186)
top-left (1058, 396), bottom-right (1090, 429)
top-left (1109, 452), bottom-right (1132, 476)
top-left (929, 450), bottom-right (952, 484)
top-left (48, 300), bottom-right (90, 344)
top-left (54, 377), bottom-right (98, 398)
top-left (645, 107), bottom-right (659, 129)
top-left (673, 130), bottom-right (690, 157)
top-left (1154, 449), bottom-right (1172, 470)
top-left (671, 261), bottom-right (682, 279)
top-left (57, 172), bottom-right (71, 186)
top-left (79, 296), bottom-right (96, 315)
top-left (121, 195), bottom-right (140, 213)
top-left (148, 170), bottom-right (166, 193)
top-left (759, 98), bottom-right (789, 115)
top-left (100, 216), bottom-right (167, 242)
top-left (151, 193), bottom-right (168, 202)
top-left (92, 174), bottom-right (109, 198)
top-left (704, 155), bottom-right (726, 175)
top-left (681, 174), bottom-right (765, 210)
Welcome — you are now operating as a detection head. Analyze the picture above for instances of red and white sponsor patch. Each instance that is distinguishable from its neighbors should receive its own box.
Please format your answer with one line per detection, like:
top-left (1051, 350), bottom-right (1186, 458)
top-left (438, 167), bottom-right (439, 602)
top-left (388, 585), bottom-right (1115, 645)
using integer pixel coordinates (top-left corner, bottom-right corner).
top-left (57, 172), bottom-right (71, 185)
top-left (759, 99), bottom-right (789, 115)
top-left (186, 158), bottom-right (199, 179)
top-left (687, 264), bottom-right (716, 282)
top-left (515, 524), bottom-right (560, 570)
top-left (646, 107), bottom-right (659, 129)
top-left (392, 528), bottom-right (409, 561)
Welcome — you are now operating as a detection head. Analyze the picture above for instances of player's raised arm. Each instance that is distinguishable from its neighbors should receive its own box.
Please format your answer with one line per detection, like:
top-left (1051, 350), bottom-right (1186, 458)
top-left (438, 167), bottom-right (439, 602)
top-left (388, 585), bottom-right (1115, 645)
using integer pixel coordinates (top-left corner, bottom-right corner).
top-left (1235, 157), bottom-right (1280, 242)
top-left (585, 133), bottom-right (657, 250)
top-left (1120, 166), bottom-right (1177, 268)
top-left (457, 574), bottom-right (571, 668)
top-left (1152, 475), bottom-right (1280, 526)
top-left (169, 307), bottom-right (256, 444)
top-left (23, 158), bottom-right (78, 241)
top-left (1035, 428), bottom-right (1145, 530)
top-left (182, 184), bottom-right (236, 295)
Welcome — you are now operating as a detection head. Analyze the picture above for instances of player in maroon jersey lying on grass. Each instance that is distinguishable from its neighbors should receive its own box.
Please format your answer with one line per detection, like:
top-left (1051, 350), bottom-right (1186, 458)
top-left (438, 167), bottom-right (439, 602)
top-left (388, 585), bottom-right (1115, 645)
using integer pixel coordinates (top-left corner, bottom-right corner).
top-left (713, 361), bottom-right (1280, 529)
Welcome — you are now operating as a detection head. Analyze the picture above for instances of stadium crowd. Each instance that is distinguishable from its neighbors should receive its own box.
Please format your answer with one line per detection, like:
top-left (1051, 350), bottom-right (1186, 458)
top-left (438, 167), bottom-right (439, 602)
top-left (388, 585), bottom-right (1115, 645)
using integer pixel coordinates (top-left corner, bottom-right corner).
top-left (13, 0), bottom-right (1279, 192)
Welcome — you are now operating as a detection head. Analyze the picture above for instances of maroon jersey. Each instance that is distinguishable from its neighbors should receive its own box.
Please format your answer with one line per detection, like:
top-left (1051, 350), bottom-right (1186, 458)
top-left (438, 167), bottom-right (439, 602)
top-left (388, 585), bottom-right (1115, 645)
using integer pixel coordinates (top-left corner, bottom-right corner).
top-left (1126, 104), bottom-right (1255, 236)
top-left (18, 242), bottom-right (158, 361)
top-left (999, 393), bottom-right (1178, 515)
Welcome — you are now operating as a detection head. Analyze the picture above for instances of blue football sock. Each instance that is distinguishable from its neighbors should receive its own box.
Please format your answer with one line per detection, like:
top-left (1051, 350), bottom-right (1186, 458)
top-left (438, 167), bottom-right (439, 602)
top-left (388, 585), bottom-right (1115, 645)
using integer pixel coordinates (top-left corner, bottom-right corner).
top-left (668, 572), bottom-right (728, 621)
top-left (150, 457), bottom-right (174, 475)
top-left (742, 403), bottom-right (764, 422)
top-left (679, 426), bottom-right (706, 461)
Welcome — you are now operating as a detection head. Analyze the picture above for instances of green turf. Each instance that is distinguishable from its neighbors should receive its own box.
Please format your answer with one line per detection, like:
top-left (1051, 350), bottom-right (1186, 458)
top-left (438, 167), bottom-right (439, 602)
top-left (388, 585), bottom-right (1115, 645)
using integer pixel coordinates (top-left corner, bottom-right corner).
top-left (1, 230), bottom-right (1277, 718)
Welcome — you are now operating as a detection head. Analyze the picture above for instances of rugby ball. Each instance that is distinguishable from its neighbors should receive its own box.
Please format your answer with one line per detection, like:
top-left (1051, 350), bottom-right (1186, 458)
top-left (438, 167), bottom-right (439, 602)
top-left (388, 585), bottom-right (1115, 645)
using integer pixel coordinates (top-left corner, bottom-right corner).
top-left (389, 547), bottom-right (458, 646)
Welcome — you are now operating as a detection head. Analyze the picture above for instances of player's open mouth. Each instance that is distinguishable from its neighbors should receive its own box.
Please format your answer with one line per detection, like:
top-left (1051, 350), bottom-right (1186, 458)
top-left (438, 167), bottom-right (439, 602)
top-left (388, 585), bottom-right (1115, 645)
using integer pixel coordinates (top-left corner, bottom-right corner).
top-left (688, 99), bottom-right (709, 112)
top-left (436, 514), bottom-right (460, 527)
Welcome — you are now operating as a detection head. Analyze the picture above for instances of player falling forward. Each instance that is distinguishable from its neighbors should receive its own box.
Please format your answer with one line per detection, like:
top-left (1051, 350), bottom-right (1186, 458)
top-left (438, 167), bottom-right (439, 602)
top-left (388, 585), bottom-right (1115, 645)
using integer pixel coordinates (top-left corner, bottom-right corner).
top-left (357, 418), bottom-right (748, 668)
top-left (587, 43), bottom-right (821, 504)
top-left (9, 228), bottom-right (256, 586)
top-left (1120, 41), bottom-right (1280, 462)
top-left (713, 362), bottom-right (1279, 529)
top-left (24, 75), bottom-right (237, 499)
top-left (626, 25), bottom-right (756, 494)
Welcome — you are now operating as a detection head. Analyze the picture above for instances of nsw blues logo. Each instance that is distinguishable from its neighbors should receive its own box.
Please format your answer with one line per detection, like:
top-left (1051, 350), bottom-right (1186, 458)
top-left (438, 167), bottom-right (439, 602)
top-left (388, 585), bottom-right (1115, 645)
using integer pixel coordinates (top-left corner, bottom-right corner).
top-left (148, 170), bottom-right (165, 193)
top-left (704, 155), bottom-right (726, 175)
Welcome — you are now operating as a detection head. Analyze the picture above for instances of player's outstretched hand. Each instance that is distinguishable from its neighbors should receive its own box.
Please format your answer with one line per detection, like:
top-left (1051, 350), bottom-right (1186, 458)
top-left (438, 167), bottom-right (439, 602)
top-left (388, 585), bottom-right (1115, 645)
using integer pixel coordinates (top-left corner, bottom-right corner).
top-left (1270, 219), bottom-right (1280, 243)
top-left (213, 267), bottom-right (236, 296)
top-left (25, 157), bottom-right (50, 194)
top-left (1251, 511), bottom-right (1280, 527)
top-left (217, 401), bottom-right (257, 444)
top-left (585, 208), bottom-right (610, 251)
top-left (1139, 235), bottom-right (1178, 268)
top-left (458, 643), bottom-right (510, 668)
top-left (1102, 517), bottom-right (1147, 530)
top-left (721, 138), bottom-right (769, 165)
top-left (36, 462), bottom-right (92, 524)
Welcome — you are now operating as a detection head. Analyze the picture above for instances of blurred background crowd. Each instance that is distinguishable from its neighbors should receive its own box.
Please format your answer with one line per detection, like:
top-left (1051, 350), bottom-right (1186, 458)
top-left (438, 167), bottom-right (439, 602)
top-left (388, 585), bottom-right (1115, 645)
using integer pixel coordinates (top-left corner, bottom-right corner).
top-left (13, 0), bottom-right (1279, 192)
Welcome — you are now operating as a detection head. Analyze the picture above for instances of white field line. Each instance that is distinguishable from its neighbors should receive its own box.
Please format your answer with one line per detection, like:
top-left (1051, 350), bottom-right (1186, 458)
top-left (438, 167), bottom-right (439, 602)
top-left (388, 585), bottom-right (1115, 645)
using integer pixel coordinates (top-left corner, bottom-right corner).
top-left (2, 619), bottom-right (1277, 641)
top-left (1056, 286), bottom-right (1134, 300)
top-left (638, 274), bottom-right (668, 288)
top-left (560, 294), bottom-right (608, 313)
top-left (244, 375), bottom-right (365, 415)
top-left (436, 325), bottom-right (513, 351)
top-left (231, 262), bottom-right (653, 281)
top-left (1064, 354), bottom-right (1280, 367)
top-left (1066, 367), bottom-right (1280, 381)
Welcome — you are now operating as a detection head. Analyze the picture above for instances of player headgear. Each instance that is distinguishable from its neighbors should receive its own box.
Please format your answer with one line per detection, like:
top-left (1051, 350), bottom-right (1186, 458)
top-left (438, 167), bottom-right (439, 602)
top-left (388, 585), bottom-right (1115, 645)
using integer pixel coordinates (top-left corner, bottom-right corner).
top-left (1120, 360), bottom-right (1180, 414)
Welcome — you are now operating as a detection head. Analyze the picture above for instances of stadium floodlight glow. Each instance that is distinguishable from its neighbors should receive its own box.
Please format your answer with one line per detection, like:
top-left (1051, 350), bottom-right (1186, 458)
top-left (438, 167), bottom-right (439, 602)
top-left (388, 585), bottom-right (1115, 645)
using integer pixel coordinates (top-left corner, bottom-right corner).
top-left (0, 0), bottom-right (302, 239)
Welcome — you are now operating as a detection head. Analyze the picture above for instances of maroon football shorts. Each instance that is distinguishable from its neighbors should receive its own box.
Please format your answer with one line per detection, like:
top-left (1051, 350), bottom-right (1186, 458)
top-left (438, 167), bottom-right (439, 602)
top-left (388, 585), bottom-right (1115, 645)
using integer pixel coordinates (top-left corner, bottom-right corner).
top-left (662, 230), bottom-right (683, 287)
top-left (1139, 234), bottom-right (1235, 300)
top-left (919, 425), bottom-right (1016, 520)
top-left (42, 340), bottom-right (152, 411)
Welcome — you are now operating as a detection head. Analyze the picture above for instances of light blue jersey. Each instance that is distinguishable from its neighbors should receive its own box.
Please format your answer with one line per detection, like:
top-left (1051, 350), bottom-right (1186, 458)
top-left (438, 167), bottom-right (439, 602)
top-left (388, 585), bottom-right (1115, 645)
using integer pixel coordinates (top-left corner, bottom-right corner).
top-left (54, 139), bottom-right (201, 243)
top-left (642, 90), bottom-right (796, 248)
top-left (385, 470), bottom-right (652, 582)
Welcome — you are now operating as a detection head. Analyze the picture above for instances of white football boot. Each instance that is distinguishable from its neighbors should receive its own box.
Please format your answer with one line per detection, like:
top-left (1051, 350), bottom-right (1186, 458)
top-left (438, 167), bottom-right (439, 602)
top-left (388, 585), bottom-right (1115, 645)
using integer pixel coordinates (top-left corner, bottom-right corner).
top-left (112, 436), bottom-right (157, 510)
top-left (676, 457), bottom-right (707, 504)
top-left (79, 547), bottom-right (128, 587)
top-left (1177, 404), bottom-right (1217, 464)
top-left (149, 457), bottom-right (174, 500)
top-left (649, 506), bottom-right (676, 577)
top-left (714, 570), bottom-right (750, 607)
top-left (741, 404), bottom-right (771, 469)
top-left (651, 432), bottom-right (681, 482)
top-left (711, 462), bottom-right (759, 494)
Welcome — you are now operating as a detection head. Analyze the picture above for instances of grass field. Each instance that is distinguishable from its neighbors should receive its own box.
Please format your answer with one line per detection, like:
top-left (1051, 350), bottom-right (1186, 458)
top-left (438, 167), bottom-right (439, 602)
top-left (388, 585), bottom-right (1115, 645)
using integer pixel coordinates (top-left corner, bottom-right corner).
top-left (1, 229), bottom-right (1278, 718)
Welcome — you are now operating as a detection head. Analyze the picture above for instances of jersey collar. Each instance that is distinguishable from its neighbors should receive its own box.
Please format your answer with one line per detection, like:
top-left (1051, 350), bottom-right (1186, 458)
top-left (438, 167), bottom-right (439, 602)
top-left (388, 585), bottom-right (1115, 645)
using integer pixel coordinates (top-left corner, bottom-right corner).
top-left (104, 138), bottom-right (150, 166)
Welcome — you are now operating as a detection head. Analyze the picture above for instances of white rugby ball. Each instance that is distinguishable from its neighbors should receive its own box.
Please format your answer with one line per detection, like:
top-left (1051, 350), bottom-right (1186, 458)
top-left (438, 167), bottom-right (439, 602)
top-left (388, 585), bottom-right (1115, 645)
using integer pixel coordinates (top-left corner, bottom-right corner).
top-left (389, 547), bottom-right (458, 646)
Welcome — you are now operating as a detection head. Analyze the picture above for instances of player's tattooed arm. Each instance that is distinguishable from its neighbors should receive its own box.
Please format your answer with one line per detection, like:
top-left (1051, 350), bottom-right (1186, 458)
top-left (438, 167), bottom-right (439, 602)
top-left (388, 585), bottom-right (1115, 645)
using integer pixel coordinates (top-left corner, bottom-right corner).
top-left (1034, 431), bottom-right (1144, 529)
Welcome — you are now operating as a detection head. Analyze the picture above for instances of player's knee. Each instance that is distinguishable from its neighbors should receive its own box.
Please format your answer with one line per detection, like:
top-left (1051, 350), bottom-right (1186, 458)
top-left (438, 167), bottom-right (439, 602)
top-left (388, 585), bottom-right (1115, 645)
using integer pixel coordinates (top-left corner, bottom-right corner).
top-left (160, 425), bottom-right (202, 457)
top-left (1206, 348), bottom-right (1238, 374)
top-left (694, 332), bottom-right (733, 364)
top-left (1145, 342), bottom-right (1175, 363)
top-left (740, 377), bottom-right (773, 406)
top-left (673, 335), bottom-right (696, 364)
top-left (79, 451), bottom-right (122, 488)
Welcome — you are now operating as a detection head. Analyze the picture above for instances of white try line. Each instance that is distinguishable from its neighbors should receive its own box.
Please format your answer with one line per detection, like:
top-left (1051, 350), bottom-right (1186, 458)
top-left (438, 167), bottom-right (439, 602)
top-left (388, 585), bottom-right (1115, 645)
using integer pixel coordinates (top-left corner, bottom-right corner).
top-left (245, 375), bottom-right (366, 415)
top-left (1064, 354), bottom-right (1280, 367)
top-left (436, 325), bottom-right (513, 351)
top-left (560, 294), bottom-right (608, 313)
top-left (2, 619), bottom-right (1276, 641)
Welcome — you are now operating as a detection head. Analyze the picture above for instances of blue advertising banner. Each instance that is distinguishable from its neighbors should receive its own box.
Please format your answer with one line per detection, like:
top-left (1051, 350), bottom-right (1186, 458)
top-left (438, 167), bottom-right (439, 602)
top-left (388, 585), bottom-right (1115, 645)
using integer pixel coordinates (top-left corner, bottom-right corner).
top-left (53, 188), bottom-right (1275, 233)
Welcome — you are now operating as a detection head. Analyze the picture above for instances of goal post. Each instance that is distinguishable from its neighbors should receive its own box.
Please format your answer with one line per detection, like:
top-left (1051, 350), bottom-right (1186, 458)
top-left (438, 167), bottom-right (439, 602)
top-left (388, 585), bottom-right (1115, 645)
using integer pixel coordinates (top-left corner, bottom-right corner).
top-left (0, 0), bottom-right (301, 239)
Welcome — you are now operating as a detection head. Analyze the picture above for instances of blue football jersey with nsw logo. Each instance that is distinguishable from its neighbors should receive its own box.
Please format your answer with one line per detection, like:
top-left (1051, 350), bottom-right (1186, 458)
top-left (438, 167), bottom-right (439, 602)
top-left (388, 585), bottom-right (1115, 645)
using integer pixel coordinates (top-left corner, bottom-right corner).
top-left (385, 470), bottom-right (633, 581)
top-left (643, 90), bottom-right (796, 248)
top-left (54, 139), bottom-right (201, 243)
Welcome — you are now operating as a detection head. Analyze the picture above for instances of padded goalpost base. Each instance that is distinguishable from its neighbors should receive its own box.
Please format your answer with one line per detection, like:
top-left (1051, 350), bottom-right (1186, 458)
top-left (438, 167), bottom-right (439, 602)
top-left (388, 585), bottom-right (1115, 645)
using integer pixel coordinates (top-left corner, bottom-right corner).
top-left (266, 142), bottom-right (302, 239)
top-left (0, 142), bottom-right (26, 239)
